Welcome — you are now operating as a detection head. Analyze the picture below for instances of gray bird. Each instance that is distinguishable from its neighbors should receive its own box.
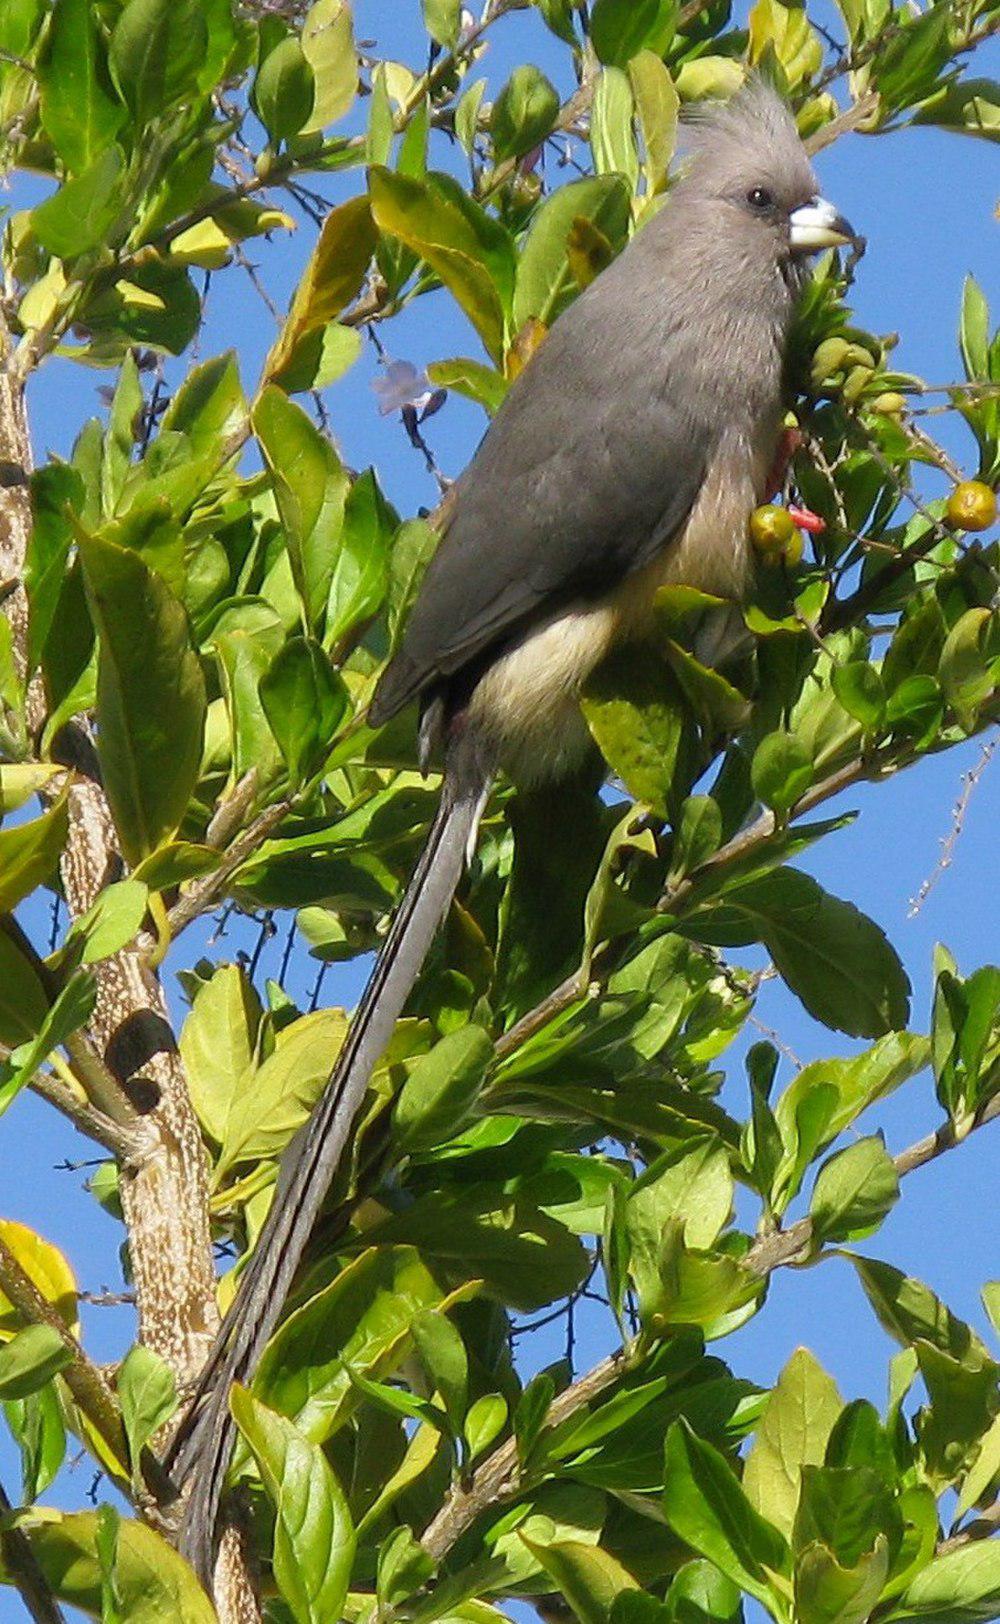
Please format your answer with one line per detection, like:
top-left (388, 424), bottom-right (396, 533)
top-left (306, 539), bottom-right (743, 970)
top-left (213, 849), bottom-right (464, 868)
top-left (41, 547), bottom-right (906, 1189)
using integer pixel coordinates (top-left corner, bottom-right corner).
top-left (170, 76), bottom-right (859, 1585)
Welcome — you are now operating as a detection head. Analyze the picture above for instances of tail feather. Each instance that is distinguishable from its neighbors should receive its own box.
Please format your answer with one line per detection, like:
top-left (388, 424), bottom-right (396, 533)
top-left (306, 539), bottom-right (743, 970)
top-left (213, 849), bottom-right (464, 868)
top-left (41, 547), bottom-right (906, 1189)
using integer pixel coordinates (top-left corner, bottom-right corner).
top-left (167, 761), bottom-right (490, 1588)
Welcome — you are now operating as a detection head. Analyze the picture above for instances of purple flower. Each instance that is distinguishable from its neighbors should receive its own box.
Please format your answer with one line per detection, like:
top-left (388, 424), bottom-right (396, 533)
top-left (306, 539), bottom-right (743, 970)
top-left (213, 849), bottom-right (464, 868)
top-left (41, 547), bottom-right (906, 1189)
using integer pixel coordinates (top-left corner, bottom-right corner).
top-left (372, 359), bottom-right (436, 417)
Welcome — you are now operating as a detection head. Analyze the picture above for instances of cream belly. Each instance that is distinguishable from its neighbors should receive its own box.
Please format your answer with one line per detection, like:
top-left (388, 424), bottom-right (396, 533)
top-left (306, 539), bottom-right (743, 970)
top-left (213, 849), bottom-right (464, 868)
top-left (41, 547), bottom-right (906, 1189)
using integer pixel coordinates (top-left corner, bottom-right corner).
top-left (467, 438), bottom-right (766, 784)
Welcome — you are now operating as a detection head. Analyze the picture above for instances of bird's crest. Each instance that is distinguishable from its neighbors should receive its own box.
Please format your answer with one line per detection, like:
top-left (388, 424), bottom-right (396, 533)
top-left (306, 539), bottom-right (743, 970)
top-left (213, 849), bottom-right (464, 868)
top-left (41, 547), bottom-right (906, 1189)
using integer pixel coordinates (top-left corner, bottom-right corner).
top-left (678, 73), bottom-right (816, 197)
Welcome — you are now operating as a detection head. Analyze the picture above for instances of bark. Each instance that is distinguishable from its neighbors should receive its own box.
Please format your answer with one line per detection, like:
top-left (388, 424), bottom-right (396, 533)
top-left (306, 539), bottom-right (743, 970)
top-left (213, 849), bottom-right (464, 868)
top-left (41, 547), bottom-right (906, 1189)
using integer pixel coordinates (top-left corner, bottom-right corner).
top-left (0, 322), bottom-right (260, 1623)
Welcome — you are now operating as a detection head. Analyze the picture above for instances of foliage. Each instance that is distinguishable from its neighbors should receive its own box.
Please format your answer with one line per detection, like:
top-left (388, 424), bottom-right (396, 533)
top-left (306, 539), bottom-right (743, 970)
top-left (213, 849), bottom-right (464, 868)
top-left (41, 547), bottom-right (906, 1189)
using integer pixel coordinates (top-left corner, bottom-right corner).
top-left (0, 0), bottom-right (996, 1620)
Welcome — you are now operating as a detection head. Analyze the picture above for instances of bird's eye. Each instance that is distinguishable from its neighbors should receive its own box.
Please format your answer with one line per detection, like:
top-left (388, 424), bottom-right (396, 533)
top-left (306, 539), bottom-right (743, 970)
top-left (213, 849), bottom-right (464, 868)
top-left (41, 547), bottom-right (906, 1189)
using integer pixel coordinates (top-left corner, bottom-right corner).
top-left (747, 187), bottom-right (774, 211)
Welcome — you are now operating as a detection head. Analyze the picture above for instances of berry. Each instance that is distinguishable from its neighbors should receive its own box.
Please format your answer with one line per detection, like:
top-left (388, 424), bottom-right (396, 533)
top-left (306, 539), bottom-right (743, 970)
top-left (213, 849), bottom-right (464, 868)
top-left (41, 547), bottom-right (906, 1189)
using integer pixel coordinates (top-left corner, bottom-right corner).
top-left (946, 481), bottom-right (997, 533)
top-left (749, 505), bottom-right (803, 566)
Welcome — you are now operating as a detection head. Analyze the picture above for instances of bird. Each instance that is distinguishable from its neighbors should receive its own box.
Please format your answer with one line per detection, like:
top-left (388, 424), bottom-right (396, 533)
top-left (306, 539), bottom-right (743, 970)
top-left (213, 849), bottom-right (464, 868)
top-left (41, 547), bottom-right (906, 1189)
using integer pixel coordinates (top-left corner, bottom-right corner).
top-left (168, 75), bottom-right (859, 1587)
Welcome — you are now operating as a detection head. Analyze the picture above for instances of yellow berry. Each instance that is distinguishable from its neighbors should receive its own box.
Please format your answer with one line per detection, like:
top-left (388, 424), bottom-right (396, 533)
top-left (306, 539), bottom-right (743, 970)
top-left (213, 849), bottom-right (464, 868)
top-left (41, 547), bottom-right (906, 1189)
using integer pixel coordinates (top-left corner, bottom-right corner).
top-left (946, 481), bottom-right (997, 533)
top-left (810, 336), bottom-right (850, 388)
top-left (749, 505), bottom-right (803, 566)
top-left (871, 392), bottom-right (907, 416)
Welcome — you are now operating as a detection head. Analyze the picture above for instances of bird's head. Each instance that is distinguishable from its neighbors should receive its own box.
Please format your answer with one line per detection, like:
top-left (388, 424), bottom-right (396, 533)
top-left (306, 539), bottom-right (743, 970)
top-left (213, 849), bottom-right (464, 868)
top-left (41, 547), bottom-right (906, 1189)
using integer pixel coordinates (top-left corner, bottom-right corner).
top-left (678, 77), bottom-right (861, 271)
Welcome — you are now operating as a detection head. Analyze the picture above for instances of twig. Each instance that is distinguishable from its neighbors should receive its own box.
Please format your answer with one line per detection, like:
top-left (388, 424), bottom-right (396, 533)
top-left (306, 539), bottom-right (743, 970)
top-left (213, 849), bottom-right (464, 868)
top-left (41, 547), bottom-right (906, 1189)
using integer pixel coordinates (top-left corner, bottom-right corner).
top-left (421, 1349), bottom-right (629, 1560)
top-left (422, 1089), bottom-right (1000, 1564)
top-left (28, 1069), bottom-right (141, 1161)
top-left (166, 798), bottom-right (292, 937)
top-left (747, 1088), bottom-right (1000, 1276)
top-left (0, 1476), bottom-right (67, 1624)
top-left (62, 1033), bottom-right (138, 1130)
top-left (909, 735), bottom-right (997, 916)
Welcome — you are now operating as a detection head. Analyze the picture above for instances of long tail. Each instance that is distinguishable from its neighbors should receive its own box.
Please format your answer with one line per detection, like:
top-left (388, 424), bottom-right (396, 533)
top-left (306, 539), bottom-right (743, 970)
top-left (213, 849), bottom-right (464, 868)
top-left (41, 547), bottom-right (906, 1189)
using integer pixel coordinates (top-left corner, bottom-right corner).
top-left (167, 759), bottom-right (490, 1587)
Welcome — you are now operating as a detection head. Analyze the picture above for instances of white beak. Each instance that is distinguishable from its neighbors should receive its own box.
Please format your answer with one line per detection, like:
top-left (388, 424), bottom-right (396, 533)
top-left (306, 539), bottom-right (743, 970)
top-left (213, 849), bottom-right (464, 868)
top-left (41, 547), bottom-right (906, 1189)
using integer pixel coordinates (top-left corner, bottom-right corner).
top-left (789, 196), bottom-right (860, 254)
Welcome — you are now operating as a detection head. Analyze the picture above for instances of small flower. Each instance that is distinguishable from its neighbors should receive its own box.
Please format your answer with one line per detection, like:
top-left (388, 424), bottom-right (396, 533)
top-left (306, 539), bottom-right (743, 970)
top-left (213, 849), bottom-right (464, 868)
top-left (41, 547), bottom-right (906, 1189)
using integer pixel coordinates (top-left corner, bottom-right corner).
top-left (371, 359), bottom-right (435, 417)
top-left (372, 359), bottom-right (447, 423)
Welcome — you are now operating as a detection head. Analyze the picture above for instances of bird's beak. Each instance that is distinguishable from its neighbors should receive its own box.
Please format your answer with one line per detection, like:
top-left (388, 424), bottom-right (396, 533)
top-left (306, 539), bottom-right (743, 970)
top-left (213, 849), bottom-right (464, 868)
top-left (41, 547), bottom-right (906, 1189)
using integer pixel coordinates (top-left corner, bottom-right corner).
top-left (789, 196), bottom-right (860, 254)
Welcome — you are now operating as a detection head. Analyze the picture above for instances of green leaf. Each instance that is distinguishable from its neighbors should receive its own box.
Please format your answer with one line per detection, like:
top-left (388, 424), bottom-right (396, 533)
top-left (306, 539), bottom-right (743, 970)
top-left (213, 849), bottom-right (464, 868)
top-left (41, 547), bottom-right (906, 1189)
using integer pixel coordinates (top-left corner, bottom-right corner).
top-left (768, 1032), bottom-right (927, 1212)
top-left (253, 386), bottom-right (350, 627)
top-left (538, 0), bottom-right (579, 44)
top-left (4, 1381), bottom-right (66, 1503)
top-left (260, 637), bottom-right (349, 786)
top-left (751, 731), bottom-right (814, 816)
top-left (301, 0), bottom-right (356, 132)
top-left (26, 1510), bottom-right (219, 1621)
top-left (590, 66), bottom-right (639, 189)
top-left (0, 1324), bottom-right (72, 1400)
top-left (411, 1309), bottom-right (468, 1436)
top-left (491, 65), bottom-right (560, 160)
top-left (159, 352), bottom-right (245, 457)
top-left (743, 1347), bottom-right (844, 1542)
top-left (423, 0), bottom-right (462, 47)
top-left (265, 195), bottom-right (376, 389)
top-left (521, 1537), bottom-right (640, 1624)
top-left (794, 1536), bottom-right (890, 1624)
top-left (108, 0), bottom-right (208, 126)
top-left (69, 879), bottom-right (149, 965)
top-left (78, 531), bottom-right (206, 865)
top-left (850, 1258), bottom-right (992, 1366)
top-left (629, 50), bottom-right (679, 195)
top-left (369, 167), bottom-right (516, 362)
top-left (38, 0), bottom-right (125, 173)
top-left (395, 1026), bottom-right (492, 1154)
top-left (512, 174), bottom-right (631, 329)
top-left (1, 972), bottom-right (97, 1121)
top-left (875, 5), bottom-right (951, 114)
top-left (590, 0), bottom-right (676, 65)
top-left (514, 1369), bottom-right (555, 1466)
top-left (662, 1419), bottom-right (789, 1605)
top-left (932, 963), bottom-right (1000, 1126)
top-left (898, 1540), bottom-right (1000, 1624)
top-left (27, 465), bottom-right (85, 677)
top-left (685, 868), bottom-right (910, 1039)
top-left (0, 796), bottom-right (68, 911)
top-left (464, 1393), bottom-right (508, 1462)
top-left (117, 1344), bottom-right (176, 1468)
top-left (426, 357), bottom-right (509, 415)
top-left (179, 963), bottom-right (261, 1146)
top-left (254, 35), bottom-right (315, 142)
top-left (231, 1385), bottom-right (355, 1624)
top-left (0, 929), bottom-right (50, 1050)
top-left (959, 277), bottom-right (990, 381)
top-left (668, 795), bottom-right (722, 882)
top-left (31, 146), bottom-right (125, 259)
top-left (832, 661), bottom-right (885, 732)
top-left (939, 608), bottom-right (995, 729)
top-left (325, 468), bottom-right (394, 650)
top-left (809, 1135), bottom-right (899, 1243)
top-left (377, 1524), bottom-right (436, 1609)
top-left (216, 1007), bottom-right (347, 1174)
top-left (582, 646), bottom-right (692, 818)
top-left (255, 1246), bottom-right (451, 1443)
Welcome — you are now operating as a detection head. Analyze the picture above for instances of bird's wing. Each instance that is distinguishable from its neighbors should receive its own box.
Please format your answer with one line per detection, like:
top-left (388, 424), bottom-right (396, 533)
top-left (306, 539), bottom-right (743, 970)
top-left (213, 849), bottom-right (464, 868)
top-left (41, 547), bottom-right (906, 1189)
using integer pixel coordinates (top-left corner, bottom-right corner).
top-left (370, 282), bottom-right (712, 724)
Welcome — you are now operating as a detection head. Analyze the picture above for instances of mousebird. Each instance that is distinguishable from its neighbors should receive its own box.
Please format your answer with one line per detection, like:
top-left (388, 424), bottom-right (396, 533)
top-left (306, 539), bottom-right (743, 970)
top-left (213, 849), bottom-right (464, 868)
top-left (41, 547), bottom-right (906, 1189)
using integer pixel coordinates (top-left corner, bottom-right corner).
top-left (169, 77), bottom-right (860, 1585)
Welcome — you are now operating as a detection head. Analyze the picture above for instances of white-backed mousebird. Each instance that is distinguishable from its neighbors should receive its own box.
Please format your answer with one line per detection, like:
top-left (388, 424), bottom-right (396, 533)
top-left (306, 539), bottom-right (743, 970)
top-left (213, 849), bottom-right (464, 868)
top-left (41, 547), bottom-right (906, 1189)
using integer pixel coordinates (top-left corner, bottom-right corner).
top-left (169, 77), bottom-right (861, 1585)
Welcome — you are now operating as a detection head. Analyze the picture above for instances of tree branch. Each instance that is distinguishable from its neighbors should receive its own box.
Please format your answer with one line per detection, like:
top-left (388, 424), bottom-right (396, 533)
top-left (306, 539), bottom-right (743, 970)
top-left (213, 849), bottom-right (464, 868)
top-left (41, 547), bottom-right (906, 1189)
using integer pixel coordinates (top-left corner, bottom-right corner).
top-left (28, 1067), bottom-right (141, 1161)
top-left (0, 1476), bottom-right (67, 1624)
top-left (746, 1088), bottom-right (1000, 1277)
top-left (422, 1087), bottom-right (1000, 1565)
top-left (165, 797), bottom-right (292, 938)
top-left (0, 1236), bottom-right (127, 1480)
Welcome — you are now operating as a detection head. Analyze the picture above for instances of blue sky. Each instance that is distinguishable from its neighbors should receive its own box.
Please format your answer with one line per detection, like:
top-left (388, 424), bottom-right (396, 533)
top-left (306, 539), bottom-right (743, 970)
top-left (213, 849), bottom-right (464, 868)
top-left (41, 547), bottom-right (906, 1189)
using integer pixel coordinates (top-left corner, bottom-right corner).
top-left (2, 2), bottom-right (999, 1614)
